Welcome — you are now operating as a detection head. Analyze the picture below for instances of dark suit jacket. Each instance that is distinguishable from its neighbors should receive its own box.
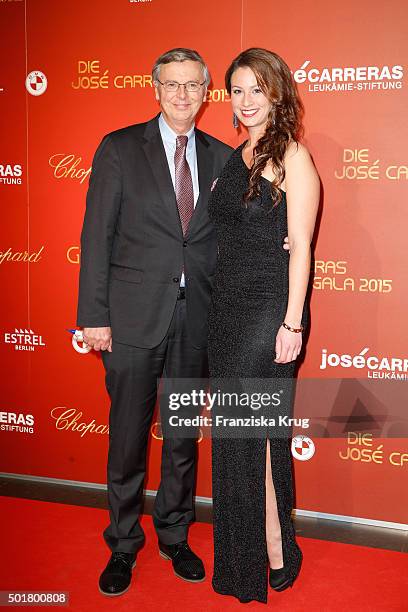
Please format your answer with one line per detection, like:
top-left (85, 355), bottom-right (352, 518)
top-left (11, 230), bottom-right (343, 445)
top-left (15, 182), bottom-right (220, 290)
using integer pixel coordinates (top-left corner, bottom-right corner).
top-left (77, 115), bottom-right (233, 348)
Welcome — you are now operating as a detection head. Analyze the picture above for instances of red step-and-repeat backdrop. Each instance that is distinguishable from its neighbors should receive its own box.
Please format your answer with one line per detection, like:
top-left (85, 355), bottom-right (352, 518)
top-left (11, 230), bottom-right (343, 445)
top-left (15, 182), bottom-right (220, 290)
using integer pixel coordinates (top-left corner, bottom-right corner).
top-left (1, 0), bottom-right (407, 526)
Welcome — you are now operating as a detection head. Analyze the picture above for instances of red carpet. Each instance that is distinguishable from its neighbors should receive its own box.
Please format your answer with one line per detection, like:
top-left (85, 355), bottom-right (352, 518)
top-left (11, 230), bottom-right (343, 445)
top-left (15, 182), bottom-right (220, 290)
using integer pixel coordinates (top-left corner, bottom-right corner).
top-left (1, 497), bottom-right (407, 610)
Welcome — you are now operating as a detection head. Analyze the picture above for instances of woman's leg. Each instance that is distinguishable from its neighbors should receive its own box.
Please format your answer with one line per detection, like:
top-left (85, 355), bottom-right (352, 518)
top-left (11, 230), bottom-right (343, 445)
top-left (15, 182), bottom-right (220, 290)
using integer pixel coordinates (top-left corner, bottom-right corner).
top-left (265, 438), bottom-right (284, 569)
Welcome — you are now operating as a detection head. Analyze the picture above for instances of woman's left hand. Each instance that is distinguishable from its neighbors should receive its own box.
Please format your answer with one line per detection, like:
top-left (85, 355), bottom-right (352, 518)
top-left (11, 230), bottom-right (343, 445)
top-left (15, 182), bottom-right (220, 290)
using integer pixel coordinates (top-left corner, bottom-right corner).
top-left (274, 325), bottom-right (302, 363)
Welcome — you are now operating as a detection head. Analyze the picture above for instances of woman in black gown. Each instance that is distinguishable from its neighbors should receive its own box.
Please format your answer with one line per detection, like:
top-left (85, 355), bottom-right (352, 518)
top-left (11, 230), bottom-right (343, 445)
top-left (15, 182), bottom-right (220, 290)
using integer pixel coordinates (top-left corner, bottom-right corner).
top-left (208, 48), bottom-right (319, 604)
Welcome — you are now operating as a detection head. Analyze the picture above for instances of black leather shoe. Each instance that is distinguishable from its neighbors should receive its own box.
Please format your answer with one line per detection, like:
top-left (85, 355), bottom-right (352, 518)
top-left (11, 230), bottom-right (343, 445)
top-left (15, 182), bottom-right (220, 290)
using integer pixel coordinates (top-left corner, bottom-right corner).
top-left (269, 565), bottom-right (294, 592)
top-left (239, 598), bottom-right (253, 603)
top-left (159, 541), bottom-right (205, 582)
top-left (99, 552), bottom-right (136, 596)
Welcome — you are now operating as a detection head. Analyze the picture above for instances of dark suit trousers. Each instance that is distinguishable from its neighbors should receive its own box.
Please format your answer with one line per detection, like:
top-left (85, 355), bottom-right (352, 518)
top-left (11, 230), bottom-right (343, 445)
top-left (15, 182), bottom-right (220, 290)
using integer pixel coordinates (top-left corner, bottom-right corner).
top-left (101, 299), bottom-right (208, 553)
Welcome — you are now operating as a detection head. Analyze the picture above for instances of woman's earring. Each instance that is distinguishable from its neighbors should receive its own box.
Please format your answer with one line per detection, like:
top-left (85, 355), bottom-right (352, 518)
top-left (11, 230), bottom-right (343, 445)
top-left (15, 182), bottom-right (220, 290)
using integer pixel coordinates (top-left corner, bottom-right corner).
top-left (271, 105), bottom-right (277, 127)
top-left (232, 113), bottom-right (239, 129)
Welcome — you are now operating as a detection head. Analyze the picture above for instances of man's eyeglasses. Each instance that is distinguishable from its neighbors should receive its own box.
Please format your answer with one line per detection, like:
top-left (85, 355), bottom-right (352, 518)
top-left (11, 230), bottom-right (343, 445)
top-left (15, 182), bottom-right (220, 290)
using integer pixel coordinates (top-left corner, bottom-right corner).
top-left (156, 79), bottom-right (206, 93)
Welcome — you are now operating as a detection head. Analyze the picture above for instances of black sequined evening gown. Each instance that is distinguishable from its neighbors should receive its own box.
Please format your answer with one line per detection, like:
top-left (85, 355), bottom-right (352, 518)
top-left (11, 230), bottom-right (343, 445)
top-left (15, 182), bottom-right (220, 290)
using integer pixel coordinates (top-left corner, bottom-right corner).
top-left (208, 143), bottom-right (308, 604)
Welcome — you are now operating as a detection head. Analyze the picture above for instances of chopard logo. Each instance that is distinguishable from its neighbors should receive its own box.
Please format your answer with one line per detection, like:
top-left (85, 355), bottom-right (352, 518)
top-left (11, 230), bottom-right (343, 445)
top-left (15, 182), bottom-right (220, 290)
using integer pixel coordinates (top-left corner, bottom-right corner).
top-left (0, 247), bottom-right (44, 264)
top-left (51, 407), bottom-right (109, 437)
top-left (49, 154), bottom-right (91, 185)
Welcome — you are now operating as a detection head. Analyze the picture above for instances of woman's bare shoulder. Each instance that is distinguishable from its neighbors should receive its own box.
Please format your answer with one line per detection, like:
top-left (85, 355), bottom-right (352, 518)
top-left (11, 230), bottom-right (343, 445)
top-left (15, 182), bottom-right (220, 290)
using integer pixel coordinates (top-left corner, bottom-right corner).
top-left (285, 140), bottom-right (312, 161)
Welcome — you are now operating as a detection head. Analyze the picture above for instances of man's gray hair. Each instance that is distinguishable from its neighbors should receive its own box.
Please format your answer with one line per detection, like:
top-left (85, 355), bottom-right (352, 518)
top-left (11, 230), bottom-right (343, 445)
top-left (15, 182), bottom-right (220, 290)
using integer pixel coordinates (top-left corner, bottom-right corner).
top-left (152, 48), bottom-right (211, 86)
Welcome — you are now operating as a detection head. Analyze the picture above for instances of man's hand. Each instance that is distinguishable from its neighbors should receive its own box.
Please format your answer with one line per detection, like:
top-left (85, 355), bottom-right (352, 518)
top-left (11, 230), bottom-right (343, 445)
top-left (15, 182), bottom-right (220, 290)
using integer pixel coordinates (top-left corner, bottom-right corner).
top-left (82, 327), bottom-right (112, 352)
top-left (283, 236), bottom-right (290, 251)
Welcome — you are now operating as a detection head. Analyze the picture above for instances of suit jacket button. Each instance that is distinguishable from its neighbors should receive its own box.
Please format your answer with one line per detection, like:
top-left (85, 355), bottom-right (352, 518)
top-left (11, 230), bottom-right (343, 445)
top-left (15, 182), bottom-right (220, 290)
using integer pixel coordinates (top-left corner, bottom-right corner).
top-left (173, 277), bottom-right (180, 283)
top-left (183, 241), bottom-right (187, 247)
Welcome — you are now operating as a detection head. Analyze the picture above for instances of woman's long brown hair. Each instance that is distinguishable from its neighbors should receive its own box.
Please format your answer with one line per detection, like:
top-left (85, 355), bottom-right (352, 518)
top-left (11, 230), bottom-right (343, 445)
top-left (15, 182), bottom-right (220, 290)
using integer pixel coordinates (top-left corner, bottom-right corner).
top-left (225, 48), bottom-right (304, 207)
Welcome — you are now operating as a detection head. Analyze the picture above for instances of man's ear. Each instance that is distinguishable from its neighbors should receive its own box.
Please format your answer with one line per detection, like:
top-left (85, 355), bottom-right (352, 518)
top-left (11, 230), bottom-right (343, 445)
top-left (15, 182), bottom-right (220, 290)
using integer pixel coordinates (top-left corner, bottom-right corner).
top-left (154, 83), bottom-right (160, 101)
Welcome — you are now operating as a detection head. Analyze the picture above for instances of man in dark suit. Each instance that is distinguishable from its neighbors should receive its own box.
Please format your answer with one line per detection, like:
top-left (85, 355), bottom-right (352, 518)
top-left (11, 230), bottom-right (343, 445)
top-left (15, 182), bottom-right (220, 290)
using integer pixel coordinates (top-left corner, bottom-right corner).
top-left (77, 48), bottom-right (232, 596)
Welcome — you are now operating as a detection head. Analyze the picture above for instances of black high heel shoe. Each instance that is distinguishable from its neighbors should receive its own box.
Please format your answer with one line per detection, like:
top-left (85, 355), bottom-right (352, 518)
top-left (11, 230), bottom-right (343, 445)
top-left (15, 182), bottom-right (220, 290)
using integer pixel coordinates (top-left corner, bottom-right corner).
top-left (269, 566), bottom-right (294, 592)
